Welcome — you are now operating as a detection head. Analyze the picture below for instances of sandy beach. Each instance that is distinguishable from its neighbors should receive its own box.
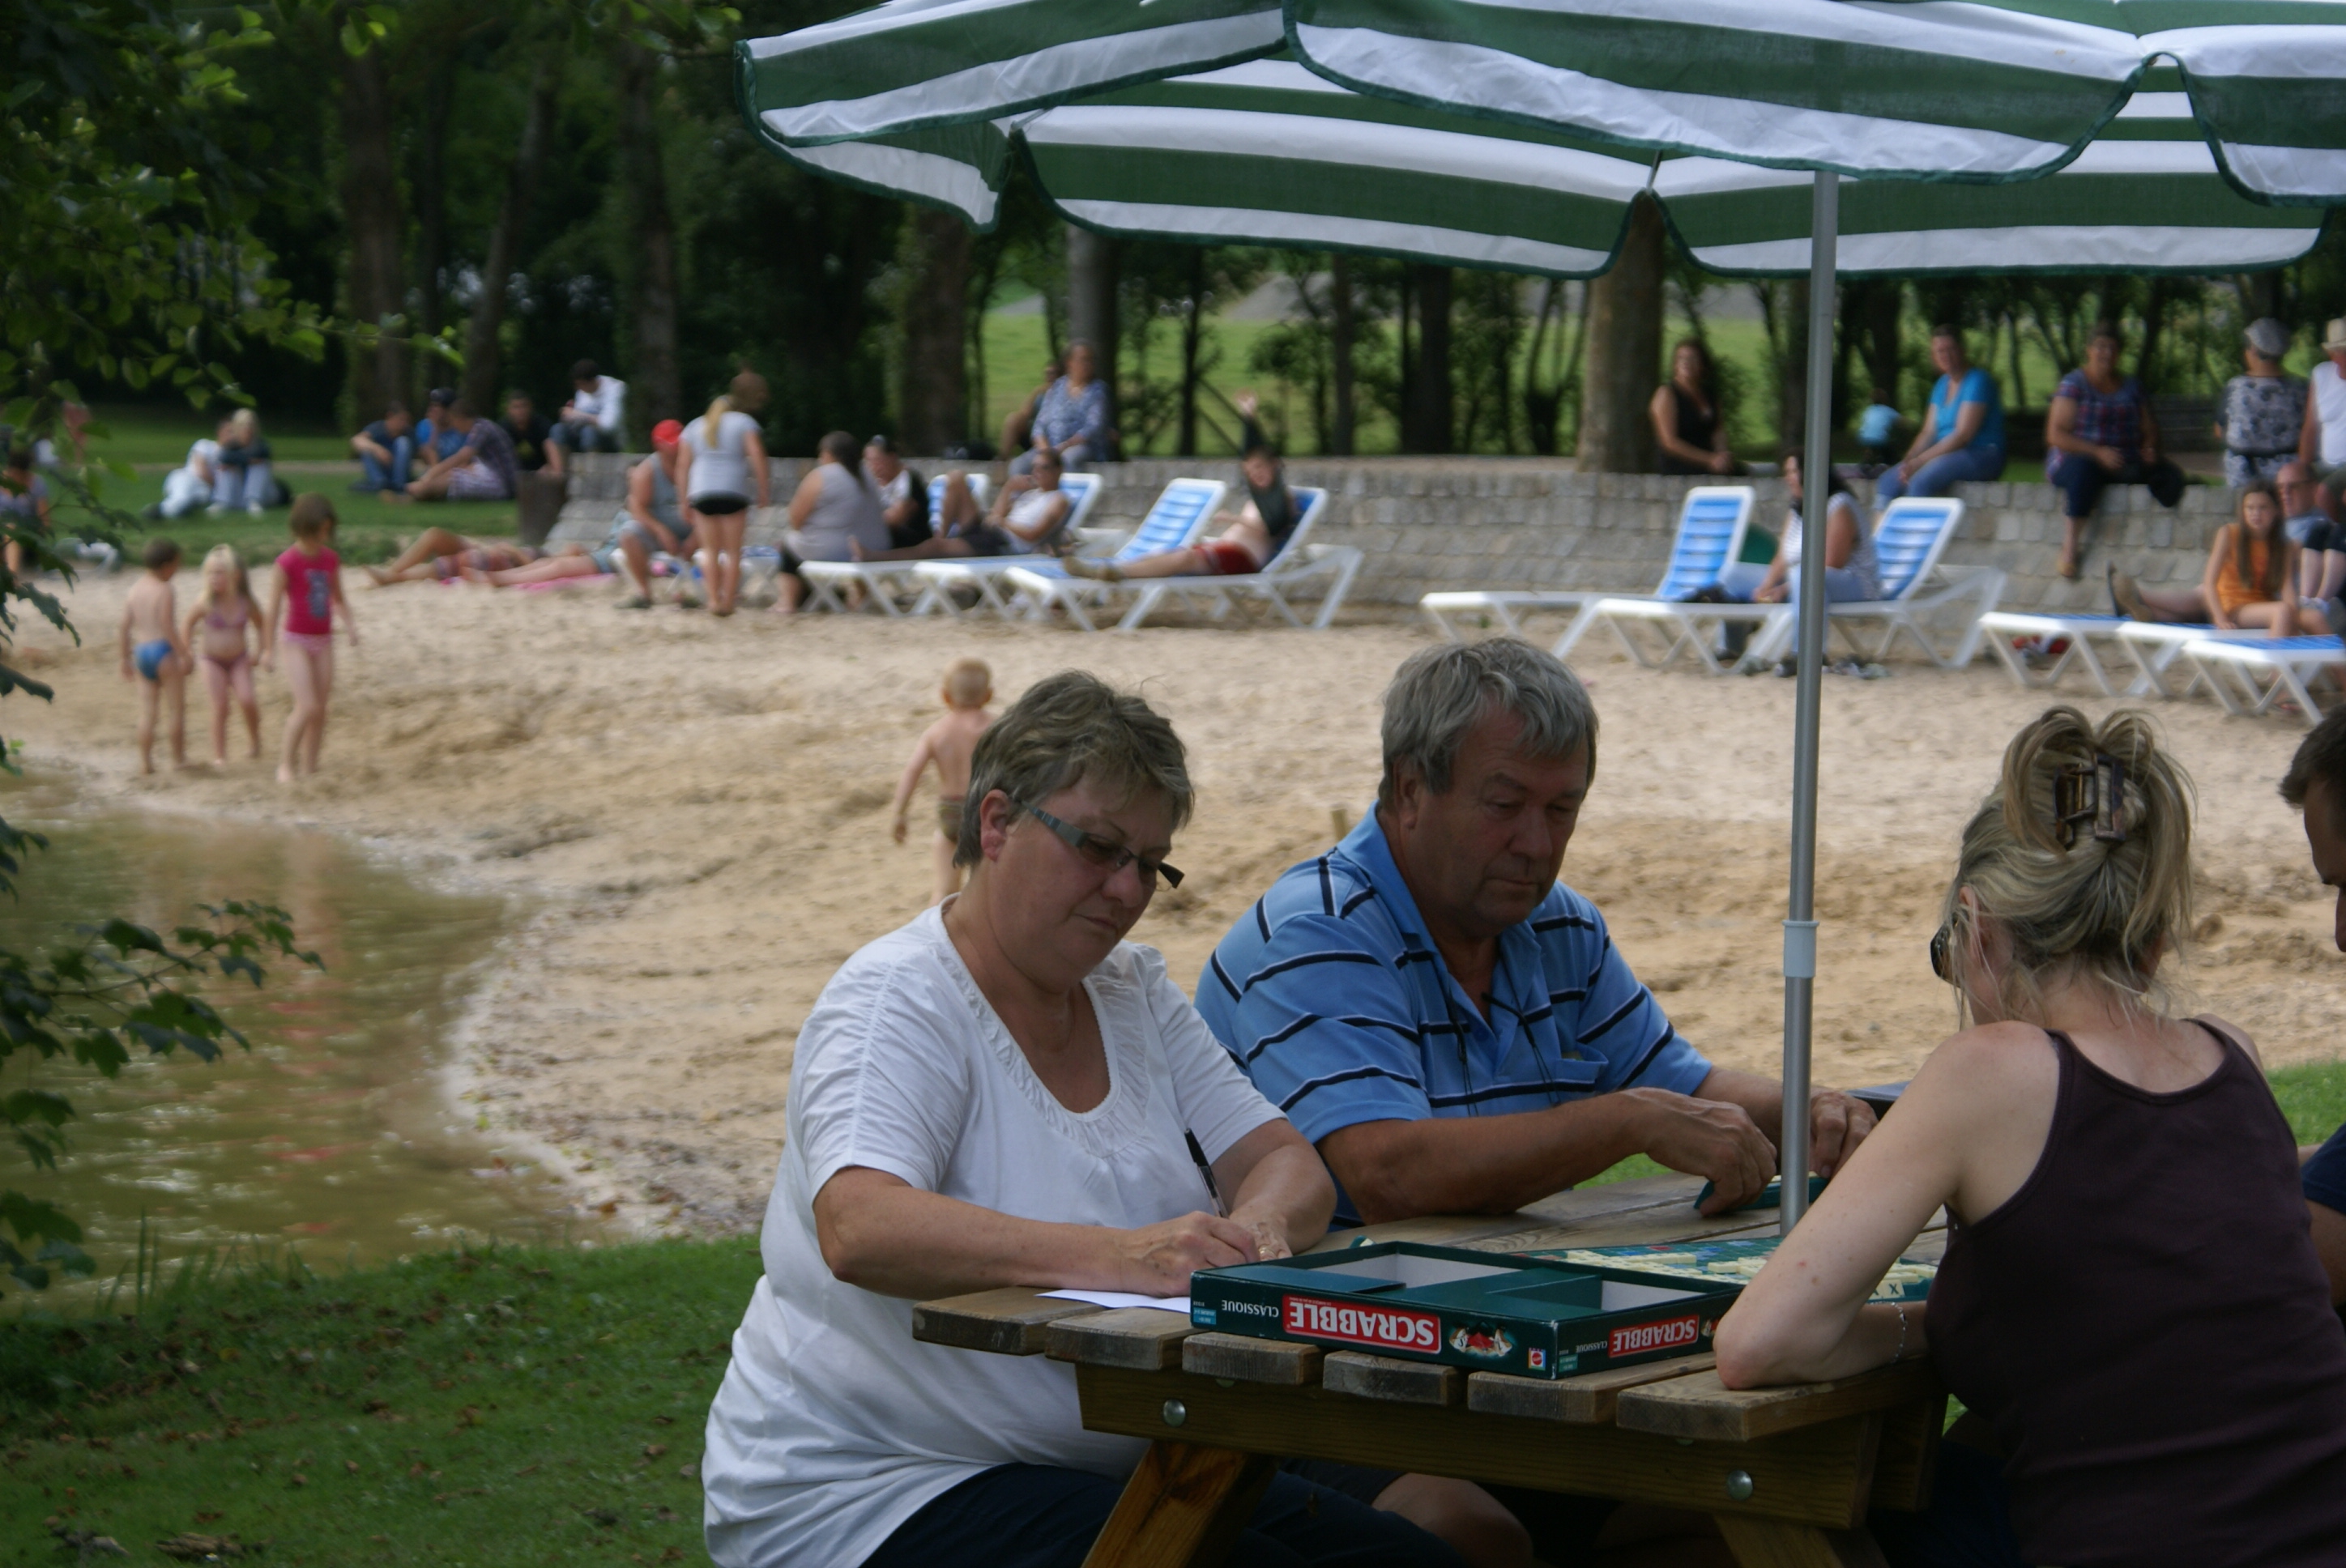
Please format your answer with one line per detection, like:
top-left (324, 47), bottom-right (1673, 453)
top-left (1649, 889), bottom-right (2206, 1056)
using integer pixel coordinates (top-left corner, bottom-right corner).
top-left (15, 572), bottom-right (2344, 1236)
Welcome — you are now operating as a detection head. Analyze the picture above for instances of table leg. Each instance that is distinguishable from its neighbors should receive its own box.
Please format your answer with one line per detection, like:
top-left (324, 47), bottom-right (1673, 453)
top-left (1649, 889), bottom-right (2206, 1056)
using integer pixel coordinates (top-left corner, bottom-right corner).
top-left (1716, 1516), bottom-right (1889, 1568)
top-left (1081, 1440), bottom-right (1278, 1568)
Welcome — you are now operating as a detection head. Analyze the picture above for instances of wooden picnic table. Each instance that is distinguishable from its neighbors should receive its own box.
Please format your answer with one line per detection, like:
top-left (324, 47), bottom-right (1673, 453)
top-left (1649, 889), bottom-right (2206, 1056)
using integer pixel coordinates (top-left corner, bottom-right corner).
top-left (914, 1172), bottom-right (1946, 1568)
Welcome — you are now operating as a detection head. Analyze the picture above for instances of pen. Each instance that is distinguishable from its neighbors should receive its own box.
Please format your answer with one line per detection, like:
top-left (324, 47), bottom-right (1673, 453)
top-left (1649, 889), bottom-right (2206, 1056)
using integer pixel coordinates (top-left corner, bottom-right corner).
top-left (1184, 1128), bottom-right (1226, 1217)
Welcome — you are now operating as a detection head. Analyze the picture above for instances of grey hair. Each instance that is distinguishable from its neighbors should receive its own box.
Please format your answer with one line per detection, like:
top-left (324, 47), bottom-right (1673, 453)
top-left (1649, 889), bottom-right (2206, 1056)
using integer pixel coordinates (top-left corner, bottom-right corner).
top-left (1378, 640), bottom-right (1597, 807)
top-left (958, 671), bottom-right (1193, 867)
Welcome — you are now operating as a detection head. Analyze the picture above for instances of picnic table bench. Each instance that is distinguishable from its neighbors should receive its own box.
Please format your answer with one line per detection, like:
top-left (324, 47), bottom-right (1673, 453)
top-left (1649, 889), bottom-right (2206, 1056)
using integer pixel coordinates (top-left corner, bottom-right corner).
top-left (915, 1172), bottom-right (1947, 1568)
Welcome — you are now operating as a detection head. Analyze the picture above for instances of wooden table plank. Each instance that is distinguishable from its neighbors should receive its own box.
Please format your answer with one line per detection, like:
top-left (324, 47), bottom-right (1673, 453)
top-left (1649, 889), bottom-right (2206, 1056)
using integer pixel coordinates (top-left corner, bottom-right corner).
top-left (1181, 1333), bottom-right (1322, 1387)
top-left (1466, 1353), bottom-right (1720, 1425)
top-left (1321, 1351), bottom-right (1461, 1406)
top-left (1615, 1362), bottom-right (1943, 1444)
top-left (1076, 1364), bottom-right (1885, 1530)
top-left (1047, 1308), bottom-right (1200, 1370)
top-left (1717, 1516), bottom-right (1892, 1568)
top-left (912, 1288), bottom-right (1103, 1356)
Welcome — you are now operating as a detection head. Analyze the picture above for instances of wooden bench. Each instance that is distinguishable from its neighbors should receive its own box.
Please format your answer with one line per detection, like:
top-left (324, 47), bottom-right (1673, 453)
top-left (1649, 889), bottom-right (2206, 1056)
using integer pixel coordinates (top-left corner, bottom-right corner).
top-left (916, 1173), bottom-right (1945, 1567)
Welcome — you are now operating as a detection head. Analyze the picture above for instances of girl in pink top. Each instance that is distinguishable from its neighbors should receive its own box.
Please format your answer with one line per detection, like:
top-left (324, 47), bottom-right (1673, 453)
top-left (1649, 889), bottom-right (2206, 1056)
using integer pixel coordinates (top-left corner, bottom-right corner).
top-left (262, 494), bottom-right (356, 782)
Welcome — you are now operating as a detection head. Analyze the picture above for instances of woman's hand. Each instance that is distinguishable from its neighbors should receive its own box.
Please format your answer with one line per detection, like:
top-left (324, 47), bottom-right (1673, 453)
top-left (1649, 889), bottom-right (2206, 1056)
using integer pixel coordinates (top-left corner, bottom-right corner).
top-left (2096, 444), bottom-right (2127, 471)
top-left (1231, 1211), bottom-right (1293, 1263)
top-left (1110, 1211), bottom-right (1265, 1296)
top-left (1708, 450), bottom-right (1735, 475)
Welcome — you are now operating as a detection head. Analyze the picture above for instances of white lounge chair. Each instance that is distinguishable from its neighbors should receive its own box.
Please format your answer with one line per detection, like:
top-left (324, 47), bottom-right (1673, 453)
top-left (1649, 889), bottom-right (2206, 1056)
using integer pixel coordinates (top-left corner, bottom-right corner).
top-left (2113, 620), bottom-right (2273, 699)
top-left (1737, 496), bottom-right (2001, 670)
top-left (1009, 488), bottom-right (1351, 632)
top-left (2181, 635), bottom-right (2346, 723)
top-left (798, 473), bottom-right (987, 615)
top-left (996, 478), bottom-right (1227, 630)
top-left (1977, 611), bottom-right (2144, 697)
top-left (908, 472), bottom-right (1103, 619)
top-left (1420, 485), bottom-right (1756, 661)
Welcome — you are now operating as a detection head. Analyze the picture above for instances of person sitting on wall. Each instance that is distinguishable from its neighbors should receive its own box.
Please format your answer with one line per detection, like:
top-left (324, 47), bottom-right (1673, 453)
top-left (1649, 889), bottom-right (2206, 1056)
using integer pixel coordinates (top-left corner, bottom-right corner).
top-left (1649, 339), bottom-right (1738, 477)
top-left (1063, 392), bottom-right (1297, 584)
top-left (2216, 317), bottom-right (2305, 489)
top-left (1874, 324), bottom-right (2007, 510)
top-left (2045, 322), bottom-right (2187, 582)
top-left (553, 360), bottom-right (628, 456)
top-left (1013, 340), bottom-right (1108, 474)
top-left (501, 391), bottom-right (563, 478)
top-left (997, 354), bottom-right (1062, 467)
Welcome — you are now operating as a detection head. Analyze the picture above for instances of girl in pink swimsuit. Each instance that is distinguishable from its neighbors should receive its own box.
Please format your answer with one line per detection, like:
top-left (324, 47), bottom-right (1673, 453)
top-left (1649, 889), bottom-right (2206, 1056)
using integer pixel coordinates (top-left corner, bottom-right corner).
top-left (182, 543), bottom-right (261, 765)
top-left (262, 494), bottom-right (356, 783)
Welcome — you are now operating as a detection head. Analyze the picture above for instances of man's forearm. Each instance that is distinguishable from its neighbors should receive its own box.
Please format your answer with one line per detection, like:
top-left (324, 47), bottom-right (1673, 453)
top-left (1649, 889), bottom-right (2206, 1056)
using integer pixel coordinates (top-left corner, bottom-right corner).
top-left (1324, 1097), bottom-right (1651, 1223)
top-left (1696, 1067), bottom-right (1785, 1146)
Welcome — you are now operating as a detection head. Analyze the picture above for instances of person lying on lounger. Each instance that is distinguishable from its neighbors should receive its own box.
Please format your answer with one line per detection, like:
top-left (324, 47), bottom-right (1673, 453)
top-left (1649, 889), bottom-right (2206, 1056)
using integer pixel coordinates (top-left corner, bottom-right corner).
top-left (1064, 392), bottom-right (1296, 583)
top-left (851, 448), bottom-right (1070, 560)
top-left (366, 527), bottom-right (541, 585)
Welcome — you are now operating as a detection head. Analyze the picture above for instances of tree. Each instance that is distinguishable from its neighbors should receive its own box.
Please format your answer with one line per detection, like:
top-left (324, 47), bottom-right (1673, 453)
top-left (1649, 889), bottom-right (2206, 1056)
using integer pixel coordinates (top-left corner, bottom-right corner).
top-left (462, 36), bottom-right (569, 411)
top-left (1400, 265), bottom-right (1454, 453)
top-left (895, 208), bottom-right (973, 451)
top-left (1577, 195), bottom-right (1666, 472)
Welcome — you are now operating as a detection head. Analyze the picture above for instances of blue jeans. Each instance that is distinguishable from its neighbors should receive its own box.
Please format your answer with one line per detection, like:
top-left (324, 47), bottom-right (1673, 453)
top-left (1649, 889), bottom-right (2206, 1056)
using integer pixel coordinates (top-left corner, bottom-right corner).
top-left (861, 1463), bottom-right (1465, 1568)
top-left (1714, 561), bottom-right (1870, 606)
top-left (553, 419), bottom-right (618, 454)
top-left (358, 437), bottom-right (413, 493)
top-left (213, 460), bottom-right (273, 511)
top-left (1875, 446), bottom-right (2005, 503)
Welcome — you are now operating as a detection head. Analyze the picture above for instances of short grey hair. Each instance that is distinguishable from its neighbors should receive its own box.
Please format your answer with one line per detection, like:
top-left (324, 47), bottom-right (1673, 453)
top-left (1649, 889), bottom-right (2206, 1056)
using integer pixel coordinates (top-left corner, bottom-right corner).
top-left (1379, 640), bottom-right (1597, 807)
top-left (958, 671), bottom-right (1193, 867)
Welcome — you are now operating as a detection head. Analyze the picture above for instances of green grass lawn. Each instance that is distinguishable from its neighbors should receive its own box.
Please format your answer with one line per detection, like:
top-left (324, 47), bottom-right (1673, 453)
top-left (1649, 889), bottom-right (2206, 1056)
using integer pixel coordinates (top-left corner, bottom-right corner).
top-left (1, 1241), bottom-right (761, 1568)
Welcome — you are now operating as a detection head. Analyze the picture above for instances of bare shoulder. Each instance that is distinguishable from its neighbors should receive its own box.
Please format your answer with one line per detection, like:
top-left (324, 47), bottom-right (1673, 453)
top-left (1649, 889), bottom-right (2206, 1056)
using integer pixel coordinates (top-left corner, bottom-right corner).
top-left (1905, 1021), bottom-right (2057, 1118)
top-left (2191, 1012), bottom-right (2265, 1069)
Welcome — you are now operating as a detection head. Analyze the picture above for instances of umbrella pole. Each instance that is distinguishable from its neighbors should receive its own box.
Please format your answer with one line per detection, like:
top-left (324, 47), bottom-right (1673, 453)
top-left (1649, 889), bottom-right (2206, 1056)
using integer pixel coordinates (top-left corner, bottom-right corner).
top-left (1781, 170), bottom-right (1837, 1235)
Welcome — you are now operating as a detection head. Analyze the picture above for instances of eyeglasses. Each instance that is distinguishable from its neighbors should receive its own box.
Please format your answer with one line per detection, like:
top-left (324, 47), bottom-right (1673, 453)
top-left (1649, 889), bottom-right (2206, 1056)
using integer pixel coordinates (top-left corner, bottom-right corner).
top-left (1929, 925), bottom-right (1951, 982)
top-left (1017, 802), bottom-right (1183, 890)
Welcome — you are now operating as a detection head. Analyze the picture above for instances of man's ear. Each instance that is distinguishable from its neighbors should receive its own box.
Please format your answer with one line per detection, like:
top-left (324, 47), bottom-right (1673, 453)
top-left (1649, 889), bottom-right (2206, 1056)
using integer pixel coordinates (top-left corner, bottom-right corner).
top-left (1386, 767), bottom-right (1426, 832)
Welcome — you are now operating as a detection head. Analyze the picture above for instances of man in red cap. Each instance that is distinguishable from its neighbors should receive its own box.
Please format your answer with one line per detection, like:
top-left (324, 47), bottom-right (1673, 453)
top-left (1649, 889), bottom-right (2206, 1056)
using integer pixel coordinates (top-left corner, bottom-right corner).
top-left (609, 419), bottom-right (693, 608)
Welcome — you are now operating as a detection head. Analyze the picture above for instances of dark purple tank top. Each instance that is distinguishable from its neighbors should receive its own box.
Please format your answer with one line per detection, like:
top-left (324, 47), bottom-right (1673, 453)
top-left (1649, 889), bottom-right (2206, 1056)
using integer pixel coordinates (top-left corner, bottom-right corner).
top-left (1928, 1025), bottom-right (2346, 1566)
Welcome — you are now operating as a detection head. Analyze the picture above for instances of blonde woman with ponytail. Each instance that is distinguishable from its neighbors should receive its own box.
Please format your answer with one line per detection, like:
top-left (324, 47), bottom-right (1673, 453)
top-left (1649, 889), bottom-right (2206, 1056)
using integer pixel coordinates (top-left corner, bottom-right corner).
top-left (680, 370), bottom-right (770, 616)
top-left (1717, 707), bottom-right (2346, 1568)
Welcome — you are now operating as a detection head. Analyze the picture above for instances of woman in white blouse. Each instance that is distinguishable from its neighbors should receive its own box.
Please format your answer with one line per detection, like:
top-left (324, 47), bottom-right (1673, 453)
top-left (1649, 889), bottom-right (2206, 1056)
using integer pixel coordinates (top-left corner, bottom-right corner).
top-left (702, 674), bottom-right (1471, 1568)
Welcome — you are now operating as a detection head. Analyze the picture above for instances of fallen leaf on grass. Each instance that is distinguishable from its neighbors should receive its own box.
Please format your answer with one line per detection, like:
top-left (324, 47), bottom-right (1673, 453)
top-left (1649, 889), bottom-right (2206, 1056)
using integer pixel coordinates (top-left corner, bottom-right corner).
top-left (514, 1464), bottom-right (540, 1476)
top-left (194, 1515), bottom-right (223, 1525)
top-left (156, 1533), bottom-right (266, 1561)
top-left (660, 1550), bottom-right (685, 1562)
top-left (50, 1528), bottom-right (127, 1557)
top-left (675, 1461), bottom-right (698, 1481)
top-left (642, 1444), bottom-right (668, 1459)
top-left (287, 1475), bottom-right (306, 1489)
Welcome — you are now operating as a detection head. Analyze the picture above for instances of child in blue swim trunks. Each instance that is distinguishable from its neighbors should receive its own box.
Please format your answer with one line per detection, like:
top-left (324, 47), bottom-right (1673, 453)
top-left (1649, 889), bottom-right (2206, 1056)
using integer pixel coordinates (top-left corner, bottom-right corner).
top-left (118, 538), bottom-right (190, 773)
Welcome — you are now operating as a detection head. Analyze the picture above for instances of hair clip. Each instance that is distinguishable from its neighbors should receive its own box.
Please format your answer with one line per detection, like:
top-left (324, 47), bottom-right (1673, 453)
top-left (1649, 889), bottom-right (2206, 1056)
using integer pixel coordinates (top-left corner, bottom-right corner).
top-left (2054, 753), bottom-right (2127, 847)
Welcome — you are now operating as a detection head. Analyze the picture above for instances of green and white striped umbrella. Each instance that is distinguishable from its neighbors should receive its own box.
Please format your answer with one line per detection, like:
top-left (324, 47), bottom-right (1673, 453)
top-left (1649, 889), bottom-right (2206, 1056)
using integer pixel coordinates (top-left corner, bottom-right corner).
top-left (749, 58), bottom-right (2326, 278)
top-left (1288, 0), bottom-right (2346, 200)
top-left (757, 58), bottom-right (1653, 275)
top-left (1662, 75), bottom-right (2327, 275)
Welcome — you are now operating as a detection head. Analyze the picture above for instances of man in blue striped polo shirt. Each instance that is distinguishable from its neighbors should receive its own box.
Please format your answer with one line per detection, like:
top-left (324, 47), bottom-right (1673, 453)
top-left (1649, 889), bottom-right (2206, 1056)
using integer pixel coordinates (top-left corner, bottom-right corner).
top-left (1197, 638), bottom-right (1875, 1229)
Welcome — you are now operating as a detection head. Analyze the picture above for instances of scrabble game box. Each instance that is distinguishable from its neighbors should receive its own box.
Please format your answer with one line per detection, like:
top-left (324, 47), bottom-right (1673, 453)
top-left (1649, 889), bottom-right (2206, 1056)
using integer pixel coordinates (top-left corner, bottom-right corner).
top-left (1188, 1241), bottom-right (1741, 1380)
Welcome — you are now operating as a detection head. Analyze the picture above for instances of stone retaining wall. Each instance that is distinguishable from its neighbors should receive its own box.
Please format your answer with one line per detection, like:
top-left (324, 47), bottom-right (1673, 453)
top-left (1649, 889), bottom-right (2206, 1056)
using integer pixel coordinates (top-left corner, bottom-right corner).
top-left (553, 453), bottom-right (2236, 616)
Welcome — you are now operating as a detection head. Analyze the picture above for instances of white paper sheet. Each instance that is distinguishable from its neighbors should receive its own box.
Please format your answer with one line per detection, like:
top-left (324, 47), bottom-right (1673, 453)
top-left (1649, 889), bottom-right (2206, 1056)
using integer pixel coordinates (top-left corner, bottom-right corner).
top-left (1039, 1289), bottom-right (1192, 1314)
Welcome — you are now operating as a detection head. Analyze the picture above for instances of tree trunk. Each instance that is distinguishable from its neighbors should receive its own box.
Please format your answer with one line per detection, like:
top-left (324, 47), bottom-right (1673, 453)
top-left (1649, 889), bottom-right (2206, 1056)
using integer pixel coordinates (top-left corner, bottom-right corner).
top-left (2135, 277), bottom-right (2171, 394)
top-left (462, 45), bottom-right (562, 412)
top-left (616, 40), bottom-right (680, 437)
top-left (1065, 224), bottom-right (1118, 450)
top-left (1177, 250), bottom-right (1206, 456)
top-left (412, 53), bottom-right (456, 403)
top-left (895, 206), bottom-right (971, 453)
top-left (1858, 281), bottom-right (1901, 407)
top-left (339, 33), bottom-right (407, 420)
top-left (1777, 278), bottom-right (1811, 454)
top-left (1402, 264), bottom-right (1452, 453)
top-left (1330, 254), bottom-right (1356, 457)
top-left (1576, 196), bottom-right (1665, 473)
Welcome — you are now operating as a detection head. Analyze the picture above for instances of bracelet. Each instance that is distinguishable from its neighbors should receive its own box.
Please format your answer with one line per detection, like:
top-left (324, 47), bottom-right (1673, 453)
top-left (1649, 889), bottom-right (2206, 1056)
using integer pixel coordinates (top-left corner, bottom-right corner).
top-left (1892, 1301), bottom-right (1910, 1364)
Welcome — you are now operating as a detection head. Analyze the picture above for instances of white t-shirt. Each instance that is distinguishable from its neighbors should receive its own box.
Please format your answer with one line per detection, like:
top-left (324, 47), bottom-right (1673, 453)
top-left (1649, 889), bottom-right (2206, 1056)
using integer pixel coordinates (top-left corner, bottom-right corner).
top-left (701, 907), bottom-right (1282, 1568)
top-left (572, 377), bottom-right (627, 437)
top-left (2314, 362), bottom-right (2346, 467)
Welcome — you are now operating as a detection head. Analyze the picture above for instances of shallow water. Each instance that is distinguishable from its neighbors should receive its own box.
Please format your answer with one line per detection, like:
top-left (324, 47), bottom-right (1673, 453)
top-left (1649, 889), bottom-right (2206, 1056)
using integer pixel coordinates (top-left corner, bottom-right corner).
top-left (2, 775), bottom-right (593, 1296)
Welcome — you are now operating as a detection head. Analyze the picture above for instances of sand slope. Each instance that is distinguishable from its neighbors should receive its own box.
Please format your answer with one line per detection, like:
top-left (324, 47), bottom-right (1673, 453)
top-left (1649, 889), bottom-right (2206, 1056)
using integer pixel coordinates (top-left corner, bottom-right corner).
top-left (16, 573), bottom-right (2342, 1234)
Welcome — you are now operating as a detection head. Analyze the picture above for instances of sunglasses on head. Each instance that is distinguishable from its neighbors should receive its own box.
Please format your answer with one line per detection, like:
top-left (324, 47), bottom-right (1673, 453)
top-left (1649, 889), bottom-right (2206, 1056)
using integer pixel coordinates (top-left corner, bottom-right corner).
top-left (1929, 924), bottom-right (1952, 982)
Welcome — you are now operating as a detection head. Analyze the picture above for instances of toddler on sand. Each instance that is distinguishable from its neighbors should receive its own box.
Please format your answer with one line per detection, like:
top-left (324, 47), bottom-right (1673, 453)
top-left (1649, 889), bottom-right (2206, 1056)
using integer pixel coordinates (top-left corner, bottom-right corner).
top-left (184, 543), bottom-right (262, 765)
top-left (262, 494), bottom-right (356, 784)
top-left (889, 658), bottom-right (995, 905)
top-left (118, 539), bottom-right (191, 773)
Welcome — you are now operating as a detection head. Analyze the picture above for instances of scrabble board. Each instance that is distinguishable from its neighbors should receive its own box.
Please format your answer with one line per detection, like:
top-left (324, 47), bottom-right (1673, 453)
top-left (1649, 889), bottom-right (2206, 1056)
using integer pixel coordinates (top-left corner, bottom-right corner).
top-left (1530, 1237), bottom-right (1937, 1303)
top-left (1187, 1241), bottom-right (1740, 1380)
